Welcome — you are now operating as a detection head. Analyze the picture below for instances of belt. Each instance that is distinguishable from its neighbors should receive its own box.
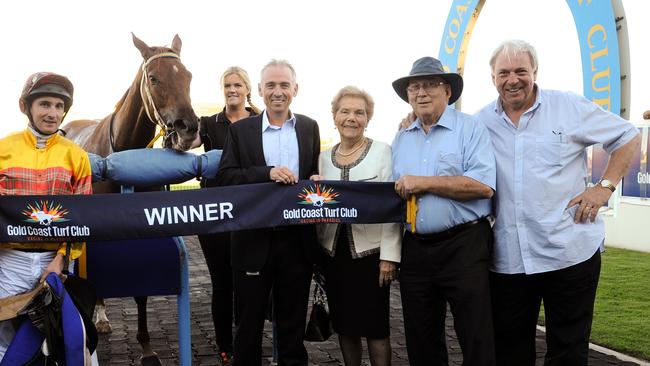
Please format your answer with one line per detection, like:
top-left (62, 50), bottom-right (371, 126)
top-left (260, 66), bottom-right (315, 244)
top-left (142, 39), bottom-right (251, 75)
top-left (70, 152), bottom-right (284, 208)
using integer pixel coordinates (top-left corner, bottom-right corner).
top-left (409, 217), bottom-right (487, 243)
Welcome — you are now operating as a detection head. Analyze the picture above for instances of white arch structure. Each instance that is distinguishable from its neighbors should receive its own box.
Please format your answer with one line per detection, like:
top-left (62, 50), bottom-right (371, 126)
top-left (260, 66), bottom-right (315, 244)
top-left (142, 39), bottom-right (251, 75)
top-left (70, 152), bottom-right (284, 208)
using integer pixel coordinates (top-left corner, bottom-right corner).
top-left (437, 0), bottom-right (630, 120)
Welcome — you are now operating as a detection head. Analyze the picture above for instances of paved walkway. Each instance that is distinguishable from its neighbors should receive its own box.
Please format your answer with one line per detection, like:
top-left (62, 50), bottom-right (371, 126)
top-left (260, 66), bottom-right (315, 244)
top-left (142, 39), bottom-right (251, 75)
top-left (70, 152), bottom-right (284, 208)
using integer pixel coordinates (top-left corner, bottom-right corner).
top-left (95, 236), bottom-right (646, 365)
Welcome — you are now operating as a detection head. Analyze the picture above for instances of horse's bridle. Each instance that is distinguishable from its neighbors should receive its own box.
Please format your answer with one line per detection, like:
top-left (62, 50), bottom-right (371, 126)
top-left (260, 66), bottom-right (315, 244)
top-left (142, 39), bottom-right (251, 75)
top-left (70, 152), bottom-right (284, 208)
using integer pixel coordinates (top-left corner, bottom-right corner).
top-left (107, 52), bottom-right (181, 153)
top-left (139, 52), bottom-right (181, 148)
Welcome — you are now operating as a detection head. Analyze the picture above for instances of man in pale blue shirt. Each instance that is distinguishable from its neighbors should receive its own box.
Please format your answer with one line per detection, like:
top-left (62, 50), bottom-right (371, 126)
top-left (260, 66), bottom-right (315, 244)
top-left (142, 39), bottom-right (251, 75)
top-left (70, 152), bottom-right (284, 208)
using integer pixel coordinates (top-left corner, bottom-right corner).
top-left (216, 60), bottom-right (321, 366)
top-left (392, 56), bottom-right (497, 366)
top-left (476, 40), bottom-right (640, 365)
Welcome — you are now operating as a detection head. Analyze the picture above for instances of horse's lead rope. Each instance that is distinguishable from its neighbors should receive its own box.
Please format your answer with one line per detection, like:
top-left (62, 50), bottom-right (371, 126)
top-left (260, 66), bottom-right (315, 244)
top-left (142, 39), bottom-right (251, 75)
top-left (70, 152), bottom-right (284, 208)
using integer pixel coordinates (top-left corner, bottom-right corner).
top-left (139, 52), bottom-right (180, 147)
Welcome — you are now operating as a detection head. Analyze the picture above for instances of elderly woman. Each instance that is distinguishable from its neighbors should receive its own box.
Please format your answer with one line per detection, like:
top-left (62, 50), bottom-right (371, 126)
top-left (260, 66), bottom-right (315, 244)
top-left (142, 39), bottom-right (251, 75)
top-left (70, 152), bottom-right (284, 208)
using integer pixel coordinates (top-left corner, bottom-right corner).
top-left (312, 86), bottom-right (401, 366)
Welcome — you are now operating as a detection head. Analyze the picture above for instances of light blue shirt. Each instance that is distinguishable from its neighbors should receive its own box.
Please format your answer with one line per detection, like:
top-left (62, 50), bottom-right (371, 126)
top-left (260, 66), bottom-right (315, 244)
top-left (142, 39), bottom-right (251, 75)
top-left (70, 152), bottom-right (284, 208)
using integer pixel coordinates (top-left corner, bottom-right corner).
top-left (262, 110), bottom-right (299, 177)
top-left (392, 107), bottom-right (496, 234)
top-left (476, 87), bottom-right (639, 274)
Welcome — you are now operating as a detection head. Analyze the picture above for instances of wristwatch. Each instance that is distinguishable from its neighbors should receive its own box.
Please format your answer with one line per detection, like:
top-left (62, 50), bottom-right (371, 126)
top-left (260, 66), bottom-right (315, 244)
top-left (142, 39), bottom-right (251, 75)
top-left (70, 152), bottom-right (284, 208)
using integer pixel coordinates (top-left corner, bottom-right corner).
top-left (597, 178), bottom-right (616, 192)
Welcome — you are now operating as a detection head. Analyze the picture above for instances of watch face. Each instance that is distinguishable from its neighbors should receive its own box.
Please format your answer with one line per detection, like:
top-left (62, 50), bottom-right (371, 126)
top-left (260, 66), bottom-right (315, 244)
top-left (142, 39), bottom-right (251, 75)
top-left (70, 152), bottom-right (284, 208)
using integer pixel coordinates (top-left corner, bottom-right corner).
top-left (599, 179), bottom-right (615, 192)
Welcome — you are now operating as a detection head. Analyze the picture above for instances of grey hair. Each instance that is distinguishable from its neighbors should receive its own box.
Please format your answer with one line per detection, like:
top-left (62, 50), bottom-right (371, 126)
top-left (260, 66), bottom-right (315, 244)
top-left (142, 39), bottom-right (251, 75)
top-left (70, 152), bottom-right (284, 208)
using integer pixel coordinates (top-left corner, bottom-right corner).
top-left (489, 40), bottom-right (539, 72)
top-left (261, 59), bottom-right (297, 83)
top-left (331, 85), bottom-right (375, 121)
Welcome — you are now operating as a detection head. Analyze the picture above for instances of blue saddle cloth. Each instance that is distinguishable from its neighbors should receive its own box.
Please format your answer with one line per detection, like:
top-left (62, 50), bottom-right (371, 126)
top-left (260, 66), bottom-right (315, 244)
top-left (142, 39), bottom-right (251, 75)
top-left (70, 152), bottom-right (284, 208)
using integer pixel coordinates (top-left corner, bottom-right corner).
top-left (1, 273), bottom-right (88, 366)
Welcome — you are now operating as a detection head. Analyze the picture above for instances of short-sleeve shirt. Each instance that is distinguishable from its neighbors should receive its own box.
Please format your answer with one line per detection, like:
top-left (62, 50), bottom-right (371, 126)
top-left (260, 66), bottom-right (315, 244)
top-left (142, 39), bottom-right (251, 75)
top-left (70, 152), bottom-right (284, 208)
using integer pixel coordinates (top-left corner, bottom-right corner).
top-left (475, 87), bottom-right (639, 274)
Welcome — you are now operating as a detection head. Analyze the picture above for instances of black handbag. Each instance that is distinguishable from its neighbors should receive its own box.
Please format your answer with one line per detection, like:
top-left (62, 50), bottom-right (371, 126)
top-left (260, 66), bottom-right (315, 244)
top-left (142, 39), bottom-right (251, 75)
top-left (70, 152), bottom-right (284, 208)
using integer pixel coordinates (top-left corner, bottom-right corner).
top-left (304, 276), bottom-right (333, 342)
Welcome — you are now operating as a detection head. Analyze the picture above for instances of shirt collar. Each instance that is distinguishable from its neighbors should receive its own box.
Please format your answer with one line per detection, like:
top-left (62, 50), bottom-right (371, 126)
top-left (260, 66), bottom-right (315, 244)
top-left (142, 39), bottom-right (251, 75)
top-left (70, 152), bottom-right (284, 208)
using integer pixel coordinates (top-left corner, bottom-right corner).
top-left (262, 110), bottom-right (296, 131)
top-left (405, 106), bottom-right (454, 132)
top-left (26, 126), bottom-right (57, 149)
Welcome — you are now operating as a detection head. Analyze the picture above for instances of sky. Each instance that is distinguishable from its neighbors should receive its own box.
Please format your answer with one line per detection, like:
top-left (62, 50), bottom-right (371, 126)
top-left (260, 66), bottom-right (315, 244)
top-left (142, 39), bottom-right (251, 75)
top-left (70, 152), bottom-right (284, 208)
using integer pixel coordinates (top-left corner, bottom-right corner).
top-left (1, 0), bottom-right (649, 146)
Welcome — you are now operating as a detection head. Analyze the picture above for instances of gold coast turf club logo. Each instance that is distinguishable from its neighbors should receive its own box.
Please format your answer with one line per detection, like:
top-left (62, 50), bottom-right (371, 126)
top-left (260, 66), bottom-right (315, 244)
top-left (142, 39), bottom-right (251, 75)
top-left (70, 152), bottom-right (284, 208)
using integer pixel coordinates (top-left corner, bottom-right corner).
top-left (22, 200), bottom-right (70, 226)
top-left (298, 184), bottom-right (339, 207)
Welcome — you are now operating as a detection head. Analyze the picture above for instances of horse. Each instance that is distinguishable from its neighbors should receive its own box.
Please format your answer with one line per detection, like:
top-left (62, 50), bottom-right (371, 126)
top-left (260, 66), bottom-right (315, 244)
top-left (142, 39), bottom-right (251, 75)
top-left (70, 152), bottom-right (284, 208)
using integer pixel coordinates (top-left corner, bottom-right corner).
top-left (62, 33), bottom-right (199, 366)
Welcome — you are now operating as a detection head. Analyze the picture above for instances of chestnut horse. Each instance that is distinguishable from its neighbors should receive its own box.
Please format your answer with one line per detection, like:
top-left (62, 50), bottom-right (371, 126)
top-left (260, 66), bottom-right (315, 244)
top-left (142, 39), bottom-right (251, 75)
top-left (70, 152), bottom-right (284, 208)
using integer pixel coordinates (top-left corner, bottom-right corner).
top-left (62, 33), bottom-right (198, 366)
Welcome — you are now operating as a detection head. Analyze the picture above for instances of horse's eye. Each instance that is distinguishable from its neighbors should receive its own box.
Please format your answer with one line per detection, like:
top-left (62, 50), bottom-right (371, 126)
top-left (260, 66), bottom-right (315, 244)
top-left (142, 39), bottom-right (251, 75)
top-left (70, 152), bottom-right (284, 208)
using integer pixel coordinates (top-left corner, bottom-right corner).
top-left (149, 75), bottom-right (159, 85)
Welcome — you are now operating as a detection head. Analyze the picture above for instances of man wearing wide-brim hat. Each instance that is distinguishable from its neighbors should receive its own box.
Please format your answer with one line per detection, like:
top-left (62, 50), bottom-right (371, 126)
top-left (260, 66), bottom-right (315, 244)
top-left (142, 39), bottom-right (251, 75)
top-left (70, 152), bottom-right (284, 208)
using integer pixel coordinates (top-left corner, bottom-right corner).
top-left (391, 56), bottom-right (497, 366)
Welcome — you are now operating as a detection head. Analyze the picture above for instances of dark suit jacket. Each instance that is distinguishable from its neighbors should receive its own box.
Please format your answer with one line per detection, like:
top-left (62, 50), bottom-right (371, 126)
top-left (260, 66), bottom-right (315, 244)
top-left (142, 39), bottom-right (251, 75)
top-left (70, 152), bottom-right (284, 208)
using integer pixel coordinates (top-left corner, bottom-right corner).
top-left (215, 113), bottom-right (321, 271)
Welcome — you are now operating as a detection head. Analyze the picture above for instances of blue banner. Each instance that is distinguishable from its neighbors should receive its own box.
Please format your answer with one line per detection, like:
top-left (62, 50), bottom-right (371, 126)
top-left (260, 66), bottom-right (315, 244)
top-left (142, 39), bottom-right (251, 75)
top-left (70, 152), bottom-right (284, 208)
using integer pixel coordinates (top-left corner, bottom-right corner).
top-left (0, 181), bottom-right (404, 243)
top-left (621, 127), bottom-right (644, 197)
top-left (622, 127), bottom-right (649, 198)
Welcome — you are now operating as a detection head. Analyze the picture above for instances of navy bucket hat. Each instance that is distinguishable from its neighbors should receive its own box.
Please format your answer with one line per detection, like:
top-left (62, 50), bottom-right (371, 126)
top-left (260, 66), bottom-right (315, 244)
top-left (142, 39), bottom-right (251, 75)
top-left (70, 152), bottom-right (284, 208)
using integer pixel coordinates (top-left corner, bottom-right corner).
top-left (392, 56), bottom-right (463, 105)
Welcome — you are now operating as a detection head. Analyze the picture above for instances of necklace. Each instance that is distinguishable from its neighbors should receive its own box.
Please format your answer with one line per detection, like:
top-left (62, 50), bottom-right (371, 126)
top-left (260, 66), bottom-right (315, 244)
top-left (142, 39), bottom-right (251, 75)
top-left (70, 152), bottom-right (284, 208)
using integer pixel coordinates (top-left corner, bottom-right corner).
top-left (336, 137), bottom-right (367, 157)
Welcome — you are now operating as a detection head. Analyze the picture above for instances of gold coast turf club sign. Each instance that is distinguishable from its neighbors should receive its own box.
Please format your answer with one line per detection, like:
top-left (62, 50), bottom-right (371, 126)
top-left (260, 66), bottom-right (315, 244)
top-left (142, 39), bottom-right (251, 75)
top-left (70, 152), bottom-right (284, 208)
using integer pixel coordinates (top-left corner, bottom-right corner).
top-left (283, 184), bottom-right (358, 224)
top-left (6, 200), bottom-right (91, 240)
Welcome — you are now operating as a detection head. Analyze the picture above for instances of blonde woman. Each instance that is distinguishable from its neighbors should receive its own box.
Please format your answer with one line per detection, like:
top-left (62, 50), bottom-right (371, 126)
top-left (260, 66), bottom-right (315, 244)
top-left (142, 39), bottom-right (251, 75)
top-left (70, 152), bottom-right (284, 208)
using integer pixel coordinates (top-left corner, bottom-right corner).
top-left (312, 86), bottom-right (400, 366)
top-left (196, 66), bottom-right (260, 366)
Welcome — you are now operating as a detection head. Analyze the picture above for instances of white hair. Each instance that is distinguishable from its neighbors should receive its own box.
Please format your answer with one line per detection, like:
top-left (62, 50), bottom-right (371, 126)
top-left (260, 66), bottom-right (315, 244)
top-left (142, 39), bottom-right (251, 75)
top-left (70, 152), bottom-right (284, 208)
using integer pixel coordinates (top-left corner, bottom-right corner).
top-left (489, 39), bottom-right (539, 72)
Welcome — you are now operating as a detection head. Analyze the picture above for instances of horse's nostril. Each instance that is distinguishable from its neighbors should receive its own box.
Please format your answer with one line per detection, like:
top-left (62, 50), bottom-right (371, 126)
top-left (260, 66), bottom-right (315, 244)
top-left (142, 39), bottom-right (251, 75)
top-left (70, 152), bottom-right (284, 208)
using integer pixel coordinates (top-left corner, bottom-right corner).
top-left (173, 119), bottom-right (188, 132)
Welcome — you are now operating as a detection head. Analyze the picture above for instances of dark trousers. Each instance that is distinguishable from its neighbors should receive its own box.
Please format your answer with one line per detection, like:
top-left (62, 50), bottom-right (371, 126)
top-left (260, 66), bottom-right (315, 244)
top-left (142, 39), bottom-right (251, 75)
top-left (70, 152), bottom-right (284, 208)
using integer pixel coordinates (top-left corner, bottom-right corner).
top-left (400, 221), bottom-right (495, 366)
top-left (490, 249), bottom-right (601, 366)
top-left (233, 230), bottom-right (313, 366)
top-left (198, 232), bottom-right (237, 353)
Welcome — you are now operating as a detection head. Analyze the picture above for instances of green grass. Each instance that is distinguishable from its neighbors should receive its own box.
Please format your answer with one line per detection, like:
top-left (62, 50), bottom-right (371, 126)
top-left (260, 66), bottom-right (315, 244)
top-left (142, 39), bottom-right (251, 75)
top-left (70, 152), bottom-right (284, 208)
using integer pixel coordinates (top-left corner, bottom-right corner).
top-left (539, 247), bottom-right (650, 360)
top-left (591, 247), bottom-right (650, 360)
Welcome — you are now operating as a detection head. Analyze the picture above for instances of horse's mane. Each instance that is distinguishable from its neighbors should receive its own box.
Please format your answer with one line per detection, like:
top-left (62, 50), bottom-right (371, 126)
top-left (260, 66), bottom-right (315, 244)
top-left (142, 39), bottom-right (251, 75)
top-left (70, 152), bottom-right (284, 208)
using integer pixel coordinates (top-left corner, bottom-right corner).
top-left (113, 88), bottom-right (130, 113)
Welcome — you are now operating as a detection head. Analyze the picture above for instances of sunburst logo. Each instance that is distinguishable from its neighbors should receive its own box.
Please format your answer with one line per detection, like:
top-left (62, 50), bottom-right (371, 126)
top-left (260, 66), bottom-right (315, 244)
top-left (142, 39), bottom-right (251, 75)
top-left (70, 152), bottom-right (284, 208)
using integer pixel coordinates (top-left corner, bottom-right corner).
top-left (298, 184), bottom-right (339, 207)
top-left (22, 201), bottom-right (70, 226)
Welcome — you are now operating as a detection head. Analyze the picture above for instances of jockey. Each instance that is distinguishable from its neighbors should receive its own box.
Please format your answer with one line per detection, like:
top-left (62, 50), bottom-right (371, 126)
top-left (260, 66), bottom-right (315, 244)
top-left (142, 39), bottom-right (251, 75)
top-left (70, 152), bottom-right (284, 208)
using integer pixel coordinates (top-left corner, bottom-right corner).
top-left (0, 72), bottom-right (94, 363)
top-left (19, 71), bottom-right (74, 135)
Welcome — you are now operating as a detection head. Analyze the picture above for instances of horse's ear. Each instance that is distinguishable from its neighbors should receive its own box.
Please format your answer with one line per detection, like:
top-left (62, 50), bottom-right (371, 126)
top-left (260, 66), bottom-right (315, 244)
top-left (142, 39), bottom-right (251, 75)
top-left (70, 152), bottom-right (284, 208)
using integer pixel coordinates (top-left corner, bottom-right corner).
top-left (132, 32), bottom-right (152, 59)
top-left (171, 34), bottom-right (182, 56)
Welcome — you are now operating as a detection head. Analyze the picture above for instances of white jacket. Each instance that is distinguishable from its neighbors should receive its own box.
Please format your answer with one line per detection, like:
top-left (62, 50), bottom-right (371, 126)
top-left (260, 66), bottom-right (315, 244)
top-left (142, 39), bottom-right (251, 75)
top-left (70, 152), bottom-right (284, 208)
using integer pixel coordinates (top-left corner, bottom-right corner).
top-left (316, 140), bottom-right (401, 263)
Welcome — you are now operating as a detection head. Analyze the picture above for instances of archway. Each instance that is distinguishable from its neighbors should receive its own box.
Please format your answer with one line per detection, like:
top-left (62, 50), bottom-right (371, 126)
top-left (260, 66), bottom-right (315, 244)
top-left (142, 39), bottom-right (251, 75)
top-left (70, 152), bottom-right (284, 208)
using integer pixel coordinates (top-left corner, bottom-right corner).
top-left (438, 0), bottom-right (629, 119)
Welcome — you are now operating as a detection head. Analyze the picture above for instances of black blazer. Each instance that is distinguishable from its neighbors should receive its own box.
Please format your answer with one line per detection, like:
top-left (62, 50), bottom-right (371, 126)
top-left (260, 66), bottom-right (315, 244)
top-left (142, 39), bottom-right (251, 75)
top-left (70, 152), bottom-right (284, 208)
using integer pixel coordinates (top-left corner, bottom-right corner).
top-left (215, 113), bottom-right (321, 271)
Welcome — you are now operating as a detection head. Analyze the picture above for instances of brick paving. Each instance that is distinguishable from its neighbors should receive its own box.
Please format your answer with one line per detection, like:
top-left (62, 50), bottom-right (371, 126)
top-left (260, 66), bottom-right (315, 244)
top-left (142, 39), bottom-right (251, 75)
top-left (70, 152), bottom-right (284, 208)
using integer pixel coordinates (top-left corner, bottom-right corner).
top-left (95, 236), bottom-right (645, 365)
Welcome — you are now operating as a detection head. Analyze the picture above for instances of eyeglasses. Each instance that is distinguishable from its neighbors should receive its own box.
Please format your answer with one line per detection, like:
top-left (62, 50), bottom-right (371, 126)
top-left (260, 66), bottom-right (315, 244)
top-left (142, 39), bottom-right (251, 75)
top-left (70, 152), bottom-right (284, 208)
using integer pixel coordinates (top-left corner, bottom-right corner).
top-left (406, 81), bottom-right (446, 95)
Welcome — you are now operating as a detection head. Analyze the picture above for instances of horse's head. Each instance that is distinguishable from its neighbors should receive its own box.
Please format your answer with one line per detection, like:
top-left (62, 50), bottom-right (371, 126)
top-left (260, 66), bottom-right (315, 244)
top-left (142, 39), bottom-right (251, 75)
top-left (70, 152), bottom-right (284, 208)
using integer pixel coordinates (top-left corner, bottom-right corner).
top-left (133, 33), bottom-right (199, 151)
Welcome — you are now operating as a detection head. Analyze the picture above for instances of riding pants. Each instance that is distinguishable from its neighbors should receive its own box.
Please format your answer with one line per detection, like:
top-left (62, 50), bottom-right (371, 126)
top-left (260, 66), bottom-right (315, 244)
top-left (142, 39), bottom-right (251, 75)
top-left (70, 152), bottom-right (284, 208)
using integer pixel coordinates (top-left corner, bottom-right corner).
top-left (0, 249), bottom-right (55, 360)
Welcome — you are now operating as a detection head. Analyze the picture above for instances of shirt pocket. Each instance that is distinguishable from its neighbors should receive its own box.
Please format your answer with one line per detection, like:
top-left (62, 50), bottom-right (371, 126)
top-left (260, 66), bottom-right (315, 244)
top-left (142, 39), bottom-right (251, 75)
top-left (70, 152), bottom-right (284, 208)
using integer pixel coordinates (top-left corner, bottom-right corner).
top-left (436, 152), bottom-right (463, 176)
top-left (535, 136), bottom-right (565, 167)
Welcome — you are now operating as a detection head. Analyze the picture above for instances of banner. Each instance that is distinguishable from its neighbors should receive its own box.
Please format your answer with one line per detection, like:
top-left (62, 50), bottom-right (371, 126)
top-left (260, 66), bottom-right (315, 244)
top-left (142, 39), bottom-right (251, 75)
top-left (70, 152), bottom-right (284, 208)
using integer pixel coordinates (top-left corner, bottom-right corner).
top-left (622, 126), bottom-right (649, 198)
top-left (0, 181), bottom-right (404, 243)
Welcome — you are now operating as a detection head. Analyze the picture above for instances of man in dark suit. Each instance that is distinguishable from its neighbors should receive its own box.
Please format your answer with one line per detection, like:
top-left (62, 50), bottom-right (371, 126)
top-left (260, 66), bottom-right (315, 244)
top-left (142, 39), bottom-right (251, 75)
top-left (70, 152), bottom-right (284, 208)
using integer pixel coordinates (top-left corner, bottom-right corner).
top-left (216, 59), bottom-right (320, 366)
